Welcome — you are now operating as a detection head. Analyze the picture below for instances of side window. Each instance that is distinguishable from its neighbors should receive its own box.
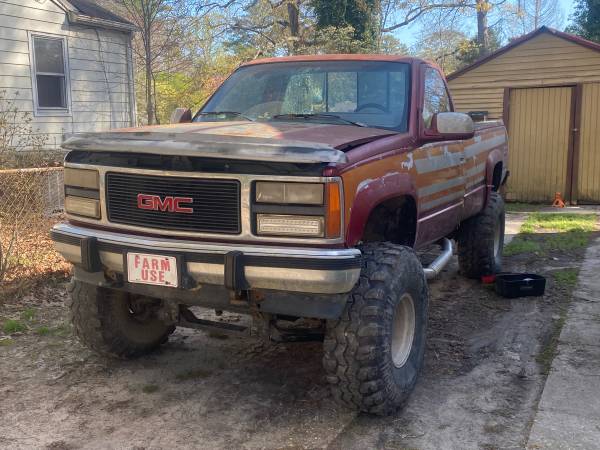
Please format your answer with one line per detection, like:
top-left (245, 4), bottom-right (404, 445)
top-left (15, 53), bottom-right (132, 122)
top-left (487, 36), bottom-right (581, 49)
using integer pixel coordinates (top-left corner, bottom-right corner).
top-left (422, 68), bottom-right (450, 128)
top-left (31, 35), bottom-right (69, 114)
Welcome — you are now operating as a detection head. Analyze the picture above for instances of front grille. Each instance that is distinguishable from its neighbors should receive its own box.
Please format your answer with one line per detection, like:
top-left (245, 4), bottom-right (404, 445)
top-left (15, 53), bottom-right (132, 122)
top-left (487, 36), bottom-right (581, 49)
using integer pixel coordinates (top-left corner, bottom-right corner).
top-left (106, 173), bottom-right (241, 234)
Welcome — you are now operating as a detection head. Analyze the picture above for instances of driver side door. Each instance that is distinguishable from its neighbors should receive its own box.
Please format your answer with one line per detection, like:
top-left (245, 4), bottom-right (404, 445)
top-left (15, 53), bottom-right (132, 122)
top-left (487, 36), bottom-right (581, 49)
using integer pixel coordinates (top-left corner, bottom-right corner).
top-left (415, 66), bottom-right (466, 244)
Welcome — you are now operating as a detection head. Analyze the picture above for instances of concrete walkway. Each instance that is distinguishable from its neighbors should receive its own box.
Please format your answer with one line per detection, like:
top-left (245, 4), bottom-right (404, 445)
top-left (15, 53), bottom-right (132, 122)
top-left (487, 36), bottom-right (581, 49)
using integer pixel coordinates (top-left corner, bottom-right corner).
top-left (505, 212), bottom-right (528, 244)
top-left (527, 236), bottom-right (600, 449)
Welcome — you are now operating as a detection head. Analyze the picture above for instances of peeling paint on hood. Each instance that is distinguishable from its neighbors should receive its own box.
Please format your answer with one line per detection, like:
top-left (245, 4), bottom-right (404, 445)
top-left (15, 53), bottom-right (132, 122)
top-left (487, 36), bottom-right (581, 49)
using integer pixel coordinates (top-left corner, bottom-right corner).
top-left (114, 121), bottom-right (398, 150)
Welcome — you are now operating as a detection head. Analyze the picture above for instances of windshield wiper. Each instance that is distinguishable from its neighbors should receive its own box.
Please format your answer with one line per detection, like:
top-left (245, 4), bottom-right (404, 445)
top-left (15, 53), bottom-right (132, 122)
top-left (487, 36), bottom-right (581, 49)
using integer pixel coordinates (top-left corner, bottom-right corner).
top-left (272, 113), bottom-right (366, 127)
top-left (196, 111), bottom-right (254, 121)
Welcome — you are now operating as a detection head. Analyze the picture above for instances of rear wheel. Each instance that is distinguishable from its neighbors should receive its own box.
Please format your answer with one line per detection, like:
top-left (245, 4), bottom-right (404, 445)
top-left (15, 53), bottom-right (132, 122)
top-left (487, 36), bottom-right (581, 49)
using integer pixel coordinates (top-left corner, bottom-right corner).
top-left (322, 242), bottom-right (428, 416)
top-left (457, 192), bottom-right (505, 278)
top-left (68, 280), bottom-right (175, 359)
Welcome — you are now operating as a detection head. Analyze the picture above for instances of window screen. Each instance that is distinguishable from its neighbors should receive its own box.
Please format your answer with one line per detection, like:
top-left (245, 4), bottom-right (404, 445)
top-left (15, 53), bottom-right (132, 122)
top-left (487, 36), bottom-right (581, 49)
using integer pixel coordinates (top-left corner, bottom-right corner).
top-left (33, 36), bottom-right (67, 109)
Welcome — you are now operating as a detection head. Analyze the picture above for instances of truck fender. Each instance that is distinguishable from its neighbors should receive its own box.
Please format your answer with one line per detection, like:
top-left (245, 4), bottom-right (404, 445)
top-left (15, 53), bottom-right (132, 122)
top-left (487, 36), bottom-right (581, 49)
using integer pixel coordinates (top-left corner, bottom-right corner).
top-left (345, 171), bottom-right (416, 247)
top-left (486, 149), bottom-right (505, 187)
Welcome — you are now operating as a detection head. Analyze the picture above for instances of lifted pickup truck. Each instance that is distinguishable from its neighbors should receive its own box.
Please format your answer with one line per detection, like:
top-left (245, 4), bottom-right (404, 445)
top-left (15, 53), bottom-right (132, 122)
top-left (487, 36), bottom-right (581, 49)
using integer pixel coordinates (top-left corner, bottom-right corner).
top-left (52, 55), bottom-right (508, 415)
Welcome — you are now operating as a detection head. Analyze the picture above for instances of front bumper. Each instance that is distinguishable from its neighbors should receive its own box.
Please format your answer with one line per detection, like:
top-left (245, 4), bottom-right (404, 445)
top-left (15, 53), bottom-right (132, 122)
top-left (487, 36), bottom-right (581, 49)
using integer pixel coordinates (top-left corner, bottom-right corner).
top-left (51, 223), bottom-right (362, 295)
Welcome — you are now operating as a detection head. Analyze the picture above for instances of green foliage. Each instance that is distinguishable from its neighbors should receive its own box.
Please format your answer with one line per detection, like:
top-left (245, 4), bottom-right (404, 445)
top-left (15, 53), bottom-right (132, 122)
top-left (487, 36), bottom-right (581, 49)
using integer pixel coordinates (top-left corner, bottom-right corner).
top-left (312, 25), bottom-right (375, 53)
top-left (567, 0), bottom-right (600, 43)
top-left (520, 213), bottom-right (598, 233)
top-left (312, 0), bottom-right (380, 51)
top-left (379, 35), bottom-right (409, 55)
top-left (2, 319), bottom-right (26, 334)
top-left (455, 28), bottom-right (502, 69)
top-left (553, 269), bottom-right (579, 287)
top-left (504, 237), bottom-right (542, 256)
top-left (20, 308), bottom-right (35, 322)
top-left (35, 326), bottom-right (51, 336)
top-left (505, 213), bottom-right (598, 256)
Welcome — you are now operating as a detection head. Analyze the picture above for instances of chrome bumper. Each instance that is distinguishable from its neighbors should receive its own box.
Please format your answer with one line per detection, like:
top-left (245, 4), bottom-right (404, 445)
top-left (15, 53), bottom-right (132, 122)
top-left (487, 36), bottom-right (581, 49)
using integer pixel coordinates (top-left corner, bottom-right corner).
top-left (51, 223), bottom-right (361, 294)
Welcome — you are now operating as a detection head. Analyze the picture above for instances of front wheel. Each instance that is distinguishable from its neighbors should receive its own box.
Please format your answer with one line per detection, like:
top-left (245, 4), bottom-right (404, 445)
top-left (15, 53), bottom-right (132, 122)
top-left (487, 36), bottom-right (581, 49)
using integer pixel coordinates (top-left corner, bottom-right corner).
top-left (322, 242), bottom-right (429, 416)
top-left (68, 280), bottom-right (175, 359)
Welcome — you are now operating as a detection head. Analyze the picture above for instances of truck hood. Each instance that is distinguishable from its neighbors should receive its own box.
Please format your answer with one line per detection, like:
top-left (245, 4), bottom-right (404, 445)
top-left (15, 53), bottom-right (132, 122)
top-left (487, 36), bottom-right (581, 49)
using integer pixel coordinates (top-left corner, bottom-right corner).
top-left (62, 122), bottom-right (397, 165)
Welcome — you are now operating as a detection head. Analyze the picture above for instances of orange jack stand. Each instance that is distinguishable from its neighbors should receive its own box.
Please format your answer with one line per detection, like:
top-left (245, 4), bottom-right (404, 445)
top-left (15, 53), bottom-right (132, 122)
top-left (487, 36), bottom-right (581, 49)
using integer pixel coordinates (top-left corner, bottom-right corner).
top-left (552, 192), bottom-right (566, 208)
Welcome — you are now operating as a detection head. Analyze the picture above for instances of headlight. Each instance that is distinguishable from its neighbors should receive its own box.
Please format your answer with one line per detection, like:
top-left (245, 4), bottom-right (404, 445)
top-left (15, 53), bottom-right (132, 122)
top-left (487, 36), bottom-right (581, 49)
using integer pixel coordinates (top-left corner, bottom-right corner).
top-left (64, 167), bottom-right (99, 190)
top-left (256, 182), bottom-right (324, 205)
top-left (254, 180), bottom-right (342, 239)
top-left (65, 196), bottom-right (100, 218)
top-left (256, 214), bottom-right (325, 237)
top-left (64, 167), bottom-right (101, 219)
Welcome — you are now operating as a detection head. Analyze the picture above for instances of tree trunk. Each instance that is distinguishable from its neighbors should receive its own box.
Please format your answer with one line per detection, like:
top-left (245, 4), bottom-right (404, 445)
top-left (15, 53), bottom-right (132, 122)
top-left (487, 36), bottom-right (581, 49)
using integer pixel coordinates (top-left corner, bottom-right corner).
top-left (287, 0), bottom-right (300, 55)
top-left (144, 27), bottom-right (154, 125)
top-left (476, 0), bottom-right (490, 57)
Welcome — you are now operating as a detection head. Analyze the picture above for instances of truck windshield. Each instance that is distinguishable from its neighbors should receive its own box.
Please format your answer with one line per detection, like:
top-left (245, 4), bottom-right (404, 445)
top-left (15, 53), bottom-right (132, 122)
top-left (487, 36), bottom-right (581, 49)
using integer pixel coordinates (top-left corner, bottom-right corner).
top-left (196, 61), bottom-right (411, 132)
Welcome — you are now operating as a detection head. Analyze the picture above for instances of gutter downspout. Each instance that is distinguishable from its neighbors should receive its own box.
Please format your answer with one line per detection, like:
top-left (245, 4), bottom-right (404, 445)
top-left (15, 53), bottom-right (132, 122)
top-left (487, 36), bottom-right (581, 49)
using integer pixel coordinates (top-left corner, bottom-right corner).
top-left (126, 32), bottom-right (136, 127)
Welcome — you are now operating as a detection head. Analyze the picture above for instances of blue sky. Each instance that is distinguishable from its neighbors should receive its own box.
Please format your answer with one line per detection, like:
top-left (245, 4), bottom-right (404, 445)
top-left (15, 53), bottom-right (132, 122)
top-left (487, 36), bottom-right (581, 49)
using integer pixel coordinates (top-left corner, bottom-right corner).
top-left (395, 0), bottom-right (577, 47)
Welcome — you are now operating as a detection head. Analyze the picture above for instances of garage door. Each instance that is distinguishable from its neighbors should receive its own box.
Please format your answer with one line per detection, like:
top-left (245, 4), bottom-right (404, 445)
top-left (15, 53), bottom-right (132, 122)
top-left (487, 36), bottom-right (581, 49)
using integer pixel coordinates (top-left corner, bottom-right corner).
top-left (507, 87), bottom-right (573, 202)
top-left (577, 83), bottom-right (600, 203)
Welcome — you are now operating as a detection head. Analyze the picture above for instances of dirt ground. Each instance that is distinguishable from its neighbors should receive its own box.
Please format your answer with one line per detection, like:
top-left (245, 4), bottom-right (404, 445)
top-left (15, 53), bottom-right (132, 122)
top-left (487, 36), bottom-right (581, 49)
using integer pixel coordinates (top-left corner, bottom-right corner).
top-left (0, 221), bottom-right (592, 449)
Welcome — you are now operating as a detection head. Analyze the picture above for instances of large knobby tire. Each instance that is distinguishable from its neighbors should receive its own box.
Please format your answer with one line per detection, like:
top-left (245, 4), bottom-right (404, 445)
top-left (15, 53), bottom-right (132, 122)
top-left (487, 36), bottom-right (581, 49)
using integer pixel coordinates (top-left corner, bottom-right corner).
top-left (457, 191), bottom-right (505, 278)
top-left (322, 243), bottom-right (429, 416)
top-left (68, 280), bottom-right (175, 359)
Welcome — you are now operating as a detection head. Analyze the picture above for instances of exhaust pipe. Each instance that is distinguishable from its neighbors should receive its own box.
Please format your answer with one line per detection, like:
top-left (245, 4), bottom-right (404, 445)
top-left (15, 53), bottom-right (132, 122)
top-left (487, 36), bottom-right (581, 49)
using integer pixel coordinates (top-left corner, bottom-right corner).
top-left (423, 238), bottom-right (453, 280)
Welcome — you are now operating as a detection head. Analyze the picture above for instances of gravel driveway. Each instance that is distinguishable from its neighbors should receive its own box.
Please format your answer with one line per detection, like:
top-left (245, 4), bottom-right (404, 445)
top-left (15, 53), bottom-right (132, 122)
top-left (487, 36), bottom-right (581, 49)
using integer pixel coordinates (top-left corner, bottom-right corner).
top-left (0, 215), bottom-right (588, 449)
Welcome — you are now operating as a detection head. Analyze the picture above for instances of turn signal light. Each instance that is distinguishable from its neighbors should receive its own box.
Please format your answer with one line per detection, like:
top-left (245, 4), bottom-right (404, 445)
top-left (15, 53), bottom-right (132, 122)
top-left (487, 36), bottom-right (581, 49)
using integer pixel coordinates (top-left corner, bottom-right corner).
top-left (325, 182), bottom-right (342, 238)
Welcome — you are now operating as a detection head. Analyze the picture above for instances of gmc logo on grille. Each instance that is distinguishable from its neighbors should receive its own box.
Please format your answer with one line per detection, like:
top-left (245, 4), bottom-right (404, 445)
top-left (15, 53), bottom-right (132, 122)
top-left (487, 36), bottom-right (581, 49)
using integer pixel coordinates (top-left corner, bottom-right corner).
top-left (137, 194), bottom-right (194, 214)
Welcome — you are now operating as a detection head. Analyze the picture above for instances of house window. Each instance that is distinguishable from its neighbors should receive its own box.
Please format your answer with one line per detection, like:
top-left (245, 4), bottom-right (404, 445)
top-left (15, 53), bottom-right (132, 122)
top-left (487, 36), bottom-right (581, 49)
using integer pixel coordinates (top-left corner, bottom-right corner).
top-left (31, 35), bottom-right (69, 113)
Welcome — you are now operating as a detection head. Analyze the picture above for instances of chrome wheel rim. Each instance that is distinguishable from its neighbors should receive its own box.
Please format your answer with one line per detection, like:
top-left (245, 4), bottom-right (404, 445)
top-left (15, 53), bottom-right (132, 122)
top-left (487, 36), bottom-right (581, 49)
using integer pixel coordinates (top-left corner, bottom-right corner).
top-left (391, 294), bottom-right (416, 368)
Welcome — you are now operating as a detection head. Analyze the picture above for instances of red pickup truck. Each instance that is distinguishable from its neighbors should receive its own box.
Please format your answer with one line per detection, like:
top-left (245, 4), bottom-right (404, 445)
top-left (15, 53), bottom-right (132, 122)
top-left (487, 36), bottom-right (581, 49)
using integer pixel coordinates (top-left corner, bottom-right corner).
top-left (52, 55), bottom-right (508, 415)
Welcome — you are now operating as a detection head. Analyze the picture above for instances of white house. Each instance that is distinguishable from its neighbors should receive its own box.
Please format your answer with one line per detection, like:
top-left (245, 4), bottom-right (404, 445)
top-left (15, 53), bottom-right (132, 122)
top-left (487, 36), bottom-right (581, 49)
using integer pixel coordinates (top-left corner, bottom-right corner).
top-left (0, 0), bottom-right (136, 148)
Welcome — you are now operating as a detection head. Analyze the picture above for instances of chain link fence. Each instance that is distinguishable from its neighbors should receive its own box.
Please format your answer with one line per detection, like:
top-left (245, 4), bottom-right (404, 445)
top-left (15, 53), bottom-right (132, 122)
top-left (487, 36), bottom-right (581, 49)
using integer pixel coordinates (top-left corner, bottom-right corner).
top-left (0, 167), bottom-right (69, 291)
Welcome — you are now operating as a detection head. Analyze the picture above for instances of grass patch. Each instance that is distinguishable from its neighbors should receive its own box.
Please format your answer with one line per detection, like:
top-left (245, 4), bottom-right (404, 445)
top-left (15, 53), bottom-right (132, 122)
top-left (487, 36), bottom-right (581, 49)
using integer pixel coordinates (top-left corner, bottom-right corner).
top-left (546, 232), bottom-right (590, 251)
top-left (176, 368), bottom-right (213, 381)
top-left (505, 213), bottom-right (598, 256)
top-left (0, 337), bottom-right (14, 346)
top-left (537, 311), bottom-right (567, 375)
top-left (553, 269), bottom-right (579, 287)
top-left (35, 326), bottom-right (51, 336)
top-left (142, 384), bottom-right (159, 394)
top-left (2, 319), bottom-right (26, 334)
top-left (504, 237), bottom-right (542, 256)
top-left (20, 308), bottom-right (36, 322)
top-left (505, 202), bottom-right (544, 213)
top-left (521, 213), bottom-right (598, 234)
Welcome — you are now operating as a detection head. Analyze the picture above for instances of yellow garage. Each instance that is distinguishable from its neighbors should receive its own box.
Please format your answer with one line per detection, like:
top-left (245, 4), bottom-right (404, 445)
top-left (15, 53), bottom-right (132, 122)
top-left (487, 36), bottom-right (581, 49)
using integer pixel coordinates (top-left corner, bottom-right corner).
top-left (448, 26), bottom-right (600, 204)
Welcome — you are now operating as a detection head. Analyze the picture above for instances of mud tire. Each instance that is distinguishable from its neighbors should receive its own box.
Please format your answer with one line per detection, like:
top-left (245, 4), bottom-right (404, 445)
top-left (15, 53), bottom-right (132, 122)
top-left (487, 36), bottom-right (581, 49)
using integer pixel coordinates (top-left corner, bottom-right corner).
top-left (457, 191), bottom-right (505, 278)
top-left (322, 242), bottom-right (429, 416)
top-left (68, 280), bottom-right (174, 359)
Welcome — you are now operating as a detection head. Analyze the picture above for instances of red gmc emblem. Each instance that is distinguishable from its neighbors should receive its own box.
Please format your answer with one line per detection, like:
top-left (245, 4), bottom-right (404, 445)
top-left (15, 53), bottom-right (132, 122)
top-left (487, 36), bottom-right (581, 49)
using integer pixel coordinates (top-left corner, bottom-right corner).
top-left (137, 194), bottom-right (194, 214)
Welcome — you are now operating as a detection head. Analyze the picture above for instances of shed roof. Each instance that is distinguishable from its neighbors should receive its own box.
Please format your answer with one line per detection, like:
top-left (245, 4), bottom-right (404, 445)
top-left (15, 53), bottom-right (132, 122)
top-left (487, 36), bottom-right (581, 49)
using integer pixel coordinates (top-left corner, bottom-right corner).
top-left (51, 0), bottom-right (135, 31)
top-left (67, 0), bottom-right (131, 25)
top-left (448, 26), bottom-right (600, 81)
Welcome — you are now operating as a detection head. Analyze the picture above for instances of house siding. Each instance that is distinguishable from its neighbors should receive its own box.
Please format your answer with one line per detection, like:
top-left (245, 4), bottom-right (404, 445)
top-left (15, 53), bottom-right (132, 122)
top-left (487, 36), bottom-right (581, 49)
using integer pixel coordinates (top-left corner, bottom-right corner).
top-left (448, 33), bottom-right (600, 120)
top-left (0, 0), bottom-right (135, 149)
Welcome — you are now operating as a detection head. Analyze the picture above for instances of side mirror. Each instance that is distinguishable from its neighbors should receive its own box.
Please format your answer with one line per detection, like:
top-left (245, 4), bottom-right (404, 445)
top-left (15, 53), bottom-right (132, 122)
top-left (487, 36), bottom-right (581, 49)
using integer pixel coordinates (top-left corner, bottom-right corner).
top-left (428, 112), bottom-right (474, 139)
top-left (170, 107), bottom-right (192, 124)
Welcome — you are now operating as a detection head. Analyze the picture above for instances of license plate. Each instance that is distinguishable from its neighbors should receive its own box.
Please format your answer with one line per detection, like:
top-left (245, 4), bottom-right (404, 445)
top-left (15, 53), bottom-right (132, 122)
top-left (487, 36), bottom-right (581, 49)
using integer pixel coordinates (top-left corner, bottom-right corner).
top-left (126, 253), bottom-right (178, 288)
